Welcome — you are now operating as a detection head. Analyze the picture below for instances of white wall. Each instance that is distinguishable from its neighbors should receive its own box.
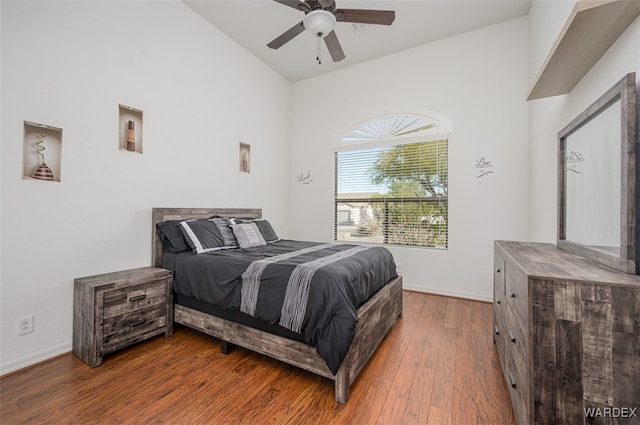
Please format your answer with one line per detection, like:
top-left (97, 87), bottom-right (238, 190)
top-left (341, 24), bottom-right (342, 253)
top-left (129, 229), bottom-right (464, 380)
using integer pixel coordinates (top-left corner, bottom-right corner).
top-left (0, 0), bottom-right (292, 374)
top-left (527, 0), bottom-right (575, 85)
top-left (289, 17), bottom-right (530, 301)
top-left (10, 0), bottom-right (634, 377)
top-left (0, 0), bottom-right (4, 377)
top-left (526, 0), bottom-right (573, 243)
top-left (528, 1), bottom-right (640, 243)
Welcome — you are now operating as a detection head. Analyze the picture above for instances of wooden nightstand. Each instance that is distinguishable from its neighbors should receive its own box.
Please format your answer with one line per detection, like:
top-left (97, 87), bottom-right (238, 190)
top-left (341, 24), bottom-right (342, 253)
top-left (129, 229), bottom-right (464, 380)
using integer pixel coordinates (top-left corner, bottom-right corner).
top-left (73, 266), bottom-right (173, 367)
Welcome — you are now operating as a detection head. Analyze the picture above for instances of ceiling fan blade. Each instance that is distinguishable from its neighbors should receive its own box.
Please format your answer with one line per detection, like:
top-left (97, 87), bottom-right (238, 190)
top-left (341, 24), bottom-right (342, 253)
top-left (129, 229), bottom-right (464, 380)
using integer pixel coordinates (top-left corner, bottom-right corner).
top-left (335, 9), bottom-right (395, 25)
top-left (324, 30), bottom-right (345, 62)
top-left (267, 21), bottom-right (305, 49)
top-left (273, 0), bottom-right (310, 13)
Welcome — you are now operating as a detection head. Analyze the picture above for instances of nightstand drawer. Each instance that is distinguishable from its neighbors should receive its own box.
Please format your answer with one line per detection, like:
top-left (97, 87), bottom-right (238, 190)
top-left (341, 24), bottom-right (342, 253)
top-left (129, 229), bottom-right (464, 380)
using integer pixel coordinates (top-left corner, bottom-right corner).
top-left (102, 279), bottom-right (168, 319)
top-left (103, 304), bottom-right (167, 353)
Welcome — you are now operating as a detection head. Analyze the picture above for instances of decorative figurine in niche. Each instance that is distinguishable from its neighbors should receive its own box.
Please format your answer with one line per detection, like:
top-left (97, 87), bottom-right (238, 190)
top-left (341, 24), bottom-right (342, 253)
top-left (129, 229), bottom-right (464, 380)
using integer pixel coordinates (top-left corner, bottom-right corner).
top-left (241, 151), bottom-right (248, 172)
top-left (239, 142), bottom-right (250, 173)
top-left (126, 120), bottom-right (136, 152)
top-left (33, 133), bottom-right (54, 181)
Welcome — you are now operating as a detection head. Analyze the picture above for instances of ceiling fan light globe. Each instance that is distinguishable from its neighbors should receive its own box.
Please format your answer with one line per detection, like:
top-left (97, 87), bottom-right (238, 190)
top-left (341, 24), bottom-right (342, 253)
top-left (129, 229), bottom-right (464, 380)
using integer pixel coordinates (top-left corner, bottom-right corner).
top-left (303, 10), bottom-right (336, 38)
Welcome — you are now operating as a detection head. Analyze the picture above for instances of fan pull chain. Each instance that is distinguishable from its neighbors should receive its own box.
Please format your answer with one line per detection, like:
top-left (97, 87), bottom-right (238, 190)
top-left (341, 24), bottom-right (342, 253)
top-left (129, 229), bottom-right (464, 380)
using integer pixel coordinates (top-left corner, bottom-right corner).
top-left (316, 33), bottom-right (322, 64)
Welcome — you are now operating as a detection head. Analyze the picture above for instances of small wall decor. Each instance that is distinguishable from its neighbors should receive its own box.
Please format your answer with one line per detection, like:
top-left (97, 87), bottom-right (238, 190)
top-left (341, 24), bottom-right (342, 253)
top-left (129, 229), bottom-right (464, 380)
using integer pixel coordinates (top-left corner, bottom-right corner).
top-left (22, 121), bottom-right (62, 182)
top-left (239, 142), bottom-right (251, 173)
top-left (33, 133), bottom-right (54, 180)
top-left (126, 120), bottom-right (136, 152)
top-left (474, 157), bottom-right (494, 178)
top-left (566, 150), bottom-right (585, 174)
top-left (297, 171), bottom-right (313, 184)
top-left (118, 104), bottom-right (143, 153)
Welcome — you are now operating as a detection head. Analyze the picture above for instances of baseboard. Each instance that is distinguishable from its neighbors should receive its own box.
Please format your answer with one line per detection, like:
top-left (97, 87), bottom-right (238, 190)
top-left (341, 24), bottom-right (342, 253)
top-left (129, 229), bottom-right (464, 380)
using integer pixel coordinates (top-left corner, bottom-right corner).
top-left (402, 284), bottom-right (493, 303)
top-left (0, 342), bottom-right (71, 376)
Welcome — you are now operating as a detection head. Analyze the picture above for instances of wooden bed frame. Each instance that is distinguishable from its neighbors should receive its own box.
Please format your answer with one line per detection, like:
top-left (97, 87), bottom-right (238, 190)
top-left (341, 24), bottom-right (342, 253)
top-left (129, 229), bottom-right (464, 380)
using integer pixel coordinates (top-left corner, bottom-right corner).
top-left (151, 207), bottom-right (403, 404)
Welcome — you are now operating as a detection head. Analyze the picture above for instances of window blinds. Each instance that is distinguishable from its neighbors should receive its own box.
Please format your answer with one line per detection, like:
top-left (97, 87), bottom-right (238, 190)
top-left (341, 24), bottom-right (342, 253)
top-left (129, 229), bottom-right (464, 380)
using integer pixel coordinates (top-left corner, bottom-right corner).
top-left (334, 139), bottom-right (448, 248)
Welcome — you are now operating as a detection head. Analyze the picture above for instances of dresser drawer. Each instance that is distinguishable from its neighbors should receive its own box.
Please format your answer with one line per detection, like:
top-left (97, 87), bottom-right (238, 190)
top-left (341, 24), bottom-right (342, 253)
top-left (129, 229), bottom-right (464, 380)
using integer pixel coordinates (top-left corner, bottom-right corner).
top-left (505, 351), bottom-right (529, 425)
top-left (502, 303), bottom-right (529, 425)
top-left (494, 252), bottom-right (506, 304)
top-left (494, 251), bottom-right (508, 366)
top-left (102, 279), bottom-right (168, 319)
top-left (504, 303), bottom-right (527, 364)
top-left (493, 305), bottom-right (508, 367)
top-left (505, 265), bottom-right (528, 326)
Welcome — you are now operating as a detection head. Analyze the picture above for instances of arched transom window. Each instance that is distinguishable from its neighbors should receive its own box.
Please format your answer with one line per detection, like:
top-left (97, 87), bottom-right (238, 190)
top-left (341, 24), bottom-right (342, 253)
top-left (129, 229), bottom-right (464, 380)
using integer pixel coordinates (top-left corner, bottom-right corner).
top-left (340, 113), bottom-right (451, 144)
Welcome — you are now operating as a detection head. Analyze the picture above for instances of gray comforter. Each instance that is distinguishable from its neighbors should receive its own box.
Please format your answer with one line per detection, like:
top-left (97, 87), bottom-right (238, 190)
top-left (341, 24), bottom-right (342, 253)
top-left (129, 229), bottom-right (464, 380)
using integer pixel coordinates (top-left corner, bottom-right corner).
top-left (163, 240), bottom-right (398, 374)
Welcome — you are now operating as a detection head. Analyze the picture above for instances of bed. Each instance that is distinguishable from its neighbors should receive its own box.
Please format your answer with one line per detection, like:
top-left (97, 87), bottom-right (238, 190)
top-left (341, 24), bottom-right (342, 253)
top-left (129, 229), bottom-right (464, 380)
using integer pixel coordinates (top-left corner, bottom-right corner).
top-left (151, 207), bottom-right (403, 403)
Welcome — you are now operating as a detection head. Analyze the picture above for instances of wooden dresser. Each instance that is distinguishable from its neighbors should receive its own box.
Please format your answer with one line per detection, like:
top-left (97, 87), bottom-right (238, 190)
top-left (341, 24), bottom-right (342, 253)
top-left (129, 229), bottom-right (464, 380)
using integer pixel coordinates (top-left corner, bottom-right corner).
top-left (493, 241), bottom-right (640, 425)
top-left (73, 266), bottom-right (173, 367)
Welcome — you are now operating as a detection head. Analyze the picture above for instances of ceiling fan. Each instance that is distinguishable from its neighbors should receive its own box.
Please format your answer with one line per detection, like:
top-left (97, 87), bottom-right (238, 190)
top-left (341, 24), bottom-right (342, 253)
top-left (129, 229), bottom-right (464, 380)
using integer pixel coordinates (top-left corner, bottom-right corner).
top-left (267, 0), bottom-right (395, 63)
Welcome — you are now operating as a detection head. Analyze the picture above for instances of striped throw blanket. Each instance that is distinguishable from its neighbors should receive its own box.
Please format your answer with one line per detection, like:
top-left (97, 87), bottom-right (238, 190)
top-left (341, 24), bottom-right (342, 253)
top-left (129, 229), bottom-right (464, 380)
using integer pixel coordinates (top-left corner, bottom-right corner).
top-left (240, 244), bottom-right (372, 333)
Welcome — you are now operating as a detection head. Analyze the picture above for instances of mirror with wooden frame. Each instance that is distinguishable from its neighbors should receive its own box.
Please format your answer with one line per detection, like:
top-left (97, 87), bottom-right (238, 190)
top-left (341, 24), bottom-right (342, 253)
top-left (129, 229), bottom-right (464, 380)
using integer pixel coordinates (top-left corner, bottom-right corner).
top-left (558, 72), bottom-right (637, 274)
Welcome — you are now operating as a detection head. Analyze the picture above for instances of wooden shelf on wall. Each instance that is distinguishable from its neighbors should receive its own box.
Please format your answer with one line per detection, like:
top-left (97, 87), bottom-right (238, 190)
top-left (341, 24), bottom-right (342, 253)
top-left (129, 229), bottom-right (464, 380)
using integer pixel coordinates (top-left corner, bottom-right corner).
top-left (527, 0), bottom-right (640, 101)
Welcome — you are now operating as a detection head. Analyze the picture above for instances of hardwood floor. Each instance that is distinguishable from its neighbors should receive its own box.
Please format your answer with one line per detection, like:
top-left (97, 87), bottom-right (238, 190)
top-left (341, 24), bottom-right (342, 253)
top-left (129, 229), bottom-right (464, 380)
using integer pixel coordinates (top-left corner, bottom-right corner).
top-left (0, 291), bottom-right (516, 425)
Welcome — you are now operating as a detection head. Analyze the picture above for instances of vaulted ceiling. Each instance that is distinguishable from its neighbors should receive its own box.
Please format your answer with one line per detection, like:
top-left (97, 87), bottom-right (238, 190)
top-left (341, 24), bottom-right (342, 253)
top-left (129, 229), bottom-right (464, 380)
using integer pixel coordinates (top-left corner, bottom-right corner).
top-left (183, 0), bottom-right (532, 82)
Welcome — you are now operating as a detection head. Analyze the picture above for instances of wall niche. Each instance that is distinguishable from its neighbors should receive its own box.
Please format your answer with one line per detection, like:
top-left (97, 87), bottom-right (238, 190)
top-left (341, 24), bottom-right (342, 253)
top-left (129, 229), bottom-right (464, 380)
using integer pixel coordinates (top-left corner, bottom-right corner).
top-left (118, 104), bottom-right (143, 154)
top-left (22, 121), bottom-right (62, 182)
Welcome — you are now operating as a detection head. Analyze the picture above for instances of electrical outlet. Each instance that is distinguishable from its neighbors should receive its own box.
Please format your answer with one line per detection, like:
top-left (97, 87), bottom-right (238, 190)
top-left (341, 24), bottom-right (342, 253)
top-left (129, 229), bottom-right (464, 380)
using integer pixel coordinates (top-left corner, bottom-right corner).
top-left (17, 316), bottom-right (34, 336)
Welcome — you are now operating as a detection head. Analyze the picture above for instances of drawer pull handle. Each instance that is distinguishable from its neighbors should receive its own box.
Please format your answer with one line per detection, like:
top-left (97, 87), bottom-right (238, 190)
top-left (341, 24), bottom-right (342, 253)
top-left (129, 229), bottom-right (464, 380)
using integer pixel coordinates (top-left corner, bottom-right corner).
top-left (129, 319), bottom-right (146, 328)
top-left (509, 291), bottom-right (516, 298)
top-left (509, 330), bottom-right (517, 343)
top-left (496, 299), bottom-right (501, 304)
top-left (494, 326), bottom-right (500, 335)
top-left (509, 372), bottom-right (517, 389)
top-left (129, 294), bottom-right (147, 302)
top-left (496, 268), bottom-right (501, 273)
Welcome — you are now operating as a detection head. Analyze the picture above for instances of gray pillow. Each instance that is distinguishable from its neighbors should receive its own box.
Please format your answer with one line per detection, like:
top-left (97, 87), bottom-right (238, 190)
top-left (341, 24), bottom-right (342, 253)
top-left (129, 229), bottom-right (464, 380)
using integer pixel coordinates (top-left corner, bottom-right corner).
top-left (230, 222), bottom-right (267, 248)
top-left (156, 220), bottom-right (190, 253)
top-left (180, 218), bottom-right (238, 254)
top-left (234, 219), bottom-right (280, 243)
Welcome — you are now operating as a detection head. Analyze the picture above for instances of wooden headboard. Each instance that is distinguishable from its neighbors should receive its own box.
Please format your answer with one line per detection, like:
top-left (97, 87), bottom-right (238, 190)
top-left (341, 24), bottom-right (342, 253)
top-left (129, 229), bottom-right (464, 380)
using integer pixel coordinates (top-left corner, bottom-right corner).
top-left (151, 207), bottom-right (262, 267)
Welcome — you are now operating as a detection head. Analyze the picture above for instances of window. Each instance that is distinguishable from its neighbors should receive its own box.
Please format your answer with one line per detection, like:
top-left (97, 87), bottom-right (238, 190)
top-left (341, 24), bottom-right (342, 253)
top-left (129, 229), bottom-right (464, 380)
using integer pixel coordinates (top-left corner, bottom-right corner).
top-left (334, 114), bottom-right (450, 249)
